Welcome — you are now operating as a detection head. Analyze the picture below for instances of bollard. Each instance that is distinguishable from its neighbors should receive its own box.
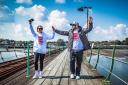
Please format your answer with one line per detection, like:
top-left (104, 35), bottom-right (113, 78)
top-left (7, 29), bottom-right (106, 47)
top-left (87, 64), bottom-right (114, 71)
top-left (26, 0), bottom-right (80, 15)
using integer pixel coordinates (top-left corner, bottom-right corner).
top-left (26, 41), bottom-right (30, 80)
top-left (102, 44), bottom-right (116, 84)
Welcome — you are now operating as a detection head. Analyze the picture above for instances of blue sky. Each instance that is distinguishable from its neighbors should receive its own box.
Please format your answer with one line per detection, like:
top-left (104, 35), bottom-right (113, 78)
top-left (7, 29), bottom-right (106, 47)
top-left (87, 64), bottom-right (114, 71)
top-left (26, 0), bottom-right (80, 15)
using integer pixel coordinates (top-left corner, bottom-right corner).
top-left (0, 0), bottom-right (128, 41)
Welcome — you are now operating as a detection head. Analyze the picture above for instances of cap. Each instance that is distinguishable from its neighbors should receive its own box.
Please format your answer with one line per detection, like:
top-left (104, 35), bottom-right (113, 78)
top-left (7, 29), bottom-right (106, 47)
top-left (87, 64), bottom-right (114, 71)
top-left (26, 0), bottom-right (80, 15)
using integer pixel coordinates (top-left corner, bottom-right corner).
top-left (70, 21), bottom-right (79, 26)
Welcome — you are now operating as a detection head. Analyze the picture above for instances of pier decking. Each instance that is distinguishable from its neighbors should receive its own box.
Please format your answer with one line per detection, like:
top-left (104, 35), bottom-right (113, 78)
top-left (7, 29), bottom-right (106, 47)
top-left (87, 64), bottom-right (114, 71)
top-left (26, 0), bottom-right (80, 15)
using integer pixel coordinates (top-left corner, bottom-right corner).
top-left (28, 49), bottom-right (104, 85)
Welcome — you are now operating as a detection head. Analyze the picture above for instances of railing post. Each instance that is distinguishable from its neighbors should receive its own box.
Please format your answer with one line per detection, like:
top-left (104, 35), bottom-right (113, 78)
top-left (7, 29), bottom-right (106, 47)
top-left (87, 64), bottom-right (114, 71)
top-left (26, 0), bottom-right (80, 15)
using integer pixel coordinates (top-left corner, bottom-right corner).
top-left (14, 45), bottom-right (18, 58)
top-left (0, 52), bottom-right (4, 62)
top-left (94, 46), bottom-right (100, 69)
top-left (88, 43), bottom-right (94, 63)
top-left (103, 44), bottom-right (116, 84)
top-left (26, 41), bottom-right (30, 80)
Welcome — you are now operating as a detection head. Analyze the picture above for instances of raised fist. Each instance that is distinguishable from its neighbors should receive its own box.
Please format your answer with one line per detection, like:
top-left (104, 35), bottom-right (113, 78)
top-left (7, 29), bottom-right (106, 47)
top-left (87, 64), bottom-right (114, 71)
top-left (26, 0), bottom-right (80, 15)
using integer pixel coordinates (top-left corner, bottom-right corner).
top-left (28, 18), bottom-right (34, 24)
top-left (89, 16), bottom-right (93, 23)
top-left (52, 26), bottom-right (55, 31)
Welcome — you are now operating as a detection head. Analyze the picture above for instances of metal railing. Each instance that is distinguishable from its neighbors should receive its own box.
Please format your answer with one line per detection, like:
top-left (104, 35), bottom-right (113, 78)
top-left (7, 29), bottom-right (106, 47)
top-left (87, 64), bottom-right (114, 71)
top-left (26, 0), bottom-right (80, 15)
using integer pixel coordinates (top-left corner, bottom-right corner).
top-left (87, 43), bottom-right (128, 85)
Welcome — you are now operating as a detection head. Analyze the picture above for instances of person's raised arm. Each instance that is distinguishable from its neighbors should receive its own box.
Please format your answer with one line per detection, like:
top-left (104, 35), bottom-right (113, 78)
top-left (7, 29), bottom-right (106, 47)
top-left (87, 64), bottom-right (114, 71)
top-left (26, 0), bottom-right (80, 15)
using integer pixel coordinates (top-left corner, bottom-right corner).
top-left (83, 16), bottom-right (93, 34)
top-left (52, 26), bottom-right (69, 36)
top-left (28, 19), bottom-right (37, 37)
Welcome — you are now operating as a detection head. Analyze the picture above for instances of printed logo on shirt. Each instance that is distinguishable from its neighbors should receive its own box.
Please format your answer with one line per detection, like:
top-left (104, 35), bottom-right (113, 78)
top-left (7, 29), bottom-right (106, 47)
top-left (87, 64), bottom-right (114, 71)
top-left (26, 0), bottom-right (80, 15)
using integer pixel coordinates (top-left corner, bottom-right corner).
top-left (73, 31), bottom-right (79, 41)
top-left (38, 36), bottom-right (43, 45)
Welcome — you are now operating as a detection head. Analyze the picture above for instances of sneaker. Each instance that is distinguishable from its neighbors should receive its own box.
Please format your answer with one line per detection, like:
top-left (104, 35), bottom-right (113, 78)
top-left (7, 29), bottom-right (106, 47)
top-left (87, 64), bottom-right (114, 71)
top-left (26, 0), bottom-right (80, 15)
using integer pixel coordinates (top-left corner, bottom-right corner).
top-left (76, 76), bottom-right (80, 80)
top-left (38, 71), bottom-right (43, 79)
top-left (33, 71), bottom-right (39, 79)
top-left (70, 74), bottom-right (75, 79)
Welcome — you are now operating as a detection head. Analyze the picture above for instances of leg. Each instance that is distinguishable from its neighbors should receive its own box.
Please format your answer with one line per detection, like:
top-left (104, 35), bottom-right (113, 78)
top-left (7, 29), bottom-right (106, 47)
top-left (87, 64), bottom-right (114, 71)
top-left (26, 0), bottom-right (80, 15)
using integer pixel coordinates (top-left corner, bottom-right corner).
top-left (34, 52), bottom-right (39, 70)
top-left (33, 52), bottom-right (39, 78)
top-left (40, 54), bottom-right (45, 71)
top-left (76, 51), bottom-right (83, 76)
top-left (70, 52), bottom-right (75, 74)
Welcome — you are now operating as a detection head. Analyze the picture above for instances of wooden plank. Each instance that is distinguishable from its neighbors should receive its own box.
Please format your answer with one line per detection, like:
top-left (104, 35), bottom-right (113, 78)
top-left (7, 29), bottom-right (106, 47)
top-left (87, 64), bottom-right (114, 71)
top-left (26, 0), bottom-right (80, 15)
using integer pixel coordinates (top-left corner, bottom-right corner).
top-left (30, 49), bottom-right (67, 85)
top-left (52, 53), bottom-right (68, 85)
top-left (69, 78), bottom-right (77, 85)
top-left (51, 53), bottom-right (67, 85)
top-left (83, 61), bottom-right (103, 85)
top-left (41, 50), bottom-right (67, 85)
top-left (76, 64), bottom-right (86, 85)
top-left (80, 63), bottom-right (94, 85)
top-left (59, 53), bottom-right (70, 85)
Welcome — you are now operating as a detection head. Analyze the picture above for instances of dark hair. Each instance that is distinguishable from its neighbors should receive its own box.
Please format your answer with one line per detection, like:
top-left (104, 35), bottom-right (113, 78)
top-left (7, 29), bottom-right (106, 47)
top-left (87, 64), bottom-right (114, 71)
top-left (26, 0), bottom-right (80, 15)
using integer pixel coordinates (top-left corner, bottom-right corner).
top-left (37, 25), bottom-right (43, 30)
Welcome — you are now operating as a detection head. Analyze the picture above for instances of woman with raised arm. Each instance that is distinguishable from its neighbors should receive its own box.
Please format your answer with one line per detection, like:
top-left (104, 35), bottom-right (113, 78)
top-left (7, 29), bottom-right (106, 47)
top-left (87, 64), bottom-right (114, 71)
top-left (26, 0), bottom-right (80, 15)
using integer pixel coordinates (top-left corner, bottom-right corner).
top-left (28, 19), bottom-right (55, 79)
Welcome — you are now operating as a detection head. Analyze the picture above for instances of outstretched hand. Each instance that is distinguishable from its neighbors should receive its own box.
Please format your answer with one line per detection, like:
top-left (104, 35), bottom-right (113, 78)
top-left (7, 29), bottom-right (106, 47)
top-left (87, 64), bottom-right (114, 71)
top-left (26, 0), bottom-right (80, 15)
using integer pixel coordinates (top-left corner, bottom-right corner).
top-left (52, 26), bottom-right (55, 31)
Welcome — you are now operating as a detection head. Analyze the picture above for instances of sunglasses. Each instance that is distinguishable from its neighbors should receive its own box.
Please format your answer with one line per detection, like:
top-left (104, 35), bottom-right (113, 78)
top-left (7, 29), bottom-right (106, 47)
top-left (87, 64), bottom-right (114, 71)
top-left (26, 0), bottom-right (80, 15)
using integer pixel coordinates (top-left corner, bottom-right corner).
top-left (38, 27), bottom-right (43, 29)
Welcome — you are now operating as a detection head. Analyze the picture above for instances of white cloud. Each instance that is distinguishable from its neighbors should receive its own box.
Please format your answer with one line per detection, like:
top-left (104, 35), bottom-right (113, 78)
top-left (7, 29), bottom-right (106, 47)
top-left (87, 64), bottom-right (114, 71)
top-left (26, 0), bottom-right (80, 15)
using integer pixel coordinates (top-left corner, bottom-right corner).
top-left (15, 5), bottom-right (46, 21)
top-left (88, 24), bottom-right (128, 41)
top-left (47, 10), bottom-right (69, 29)
top-left (15, 6), bottom-right (26, 15)
top-left (0, 5), bottom-right (69, 40)
top-left (13, 23), bottom-right (33, 39)
top-left (55, 0), bottom-right (65, 4)
top-left (16, 0), bottom-right (32, 4)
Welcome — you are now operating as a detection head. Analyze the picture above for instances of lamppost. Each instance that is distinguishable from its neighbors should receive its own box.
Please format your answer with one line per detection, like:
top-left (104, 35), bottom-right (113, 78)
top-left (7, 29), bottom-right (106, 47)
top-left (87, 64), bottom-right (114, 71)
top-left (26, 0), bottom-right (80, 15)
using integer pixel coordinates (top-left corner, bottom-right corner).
top-left (78, 6), bottom-right (92, 28)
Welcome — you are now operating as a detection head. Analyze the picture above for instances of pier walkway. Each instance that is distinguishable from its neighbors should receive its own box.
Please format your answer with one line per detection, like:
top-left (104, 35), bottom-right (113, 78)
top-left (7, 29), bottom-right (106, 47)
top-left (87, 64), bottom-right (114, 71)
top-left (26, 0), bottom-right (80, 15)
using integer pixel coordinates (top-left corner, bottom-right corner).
top-left (28, 49), bottom-right (104, 85)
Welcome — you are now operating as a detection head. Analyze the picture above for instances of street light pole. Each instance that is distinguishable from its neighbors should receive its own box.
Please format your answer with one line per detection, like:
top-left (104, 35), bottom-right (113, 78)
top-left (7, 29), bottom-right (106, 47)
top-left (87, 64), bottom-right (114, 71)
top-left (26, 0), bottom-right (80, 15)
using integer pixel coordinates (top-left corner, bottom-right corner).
top-left (78, 6), bottom-right (92, 28)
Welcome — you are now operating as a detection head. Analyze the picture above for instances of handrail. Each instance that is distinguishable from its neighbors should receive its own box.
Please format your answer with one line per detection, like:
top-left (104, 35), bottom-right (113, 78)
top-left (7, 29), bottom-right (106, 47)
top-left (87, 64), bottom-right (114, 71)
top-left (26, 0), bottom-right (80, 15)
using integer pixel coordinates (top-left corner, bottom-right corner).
top-left (87, 43), bottom-right (128, 84)
top-left (98, 63), bottom-right (128, 85)
top-left (94, 46), bottom-right (100, 69)
top-left (88, 43), bottom-right (93, 63)
top-left (103, 44), bottom-right (116, 84)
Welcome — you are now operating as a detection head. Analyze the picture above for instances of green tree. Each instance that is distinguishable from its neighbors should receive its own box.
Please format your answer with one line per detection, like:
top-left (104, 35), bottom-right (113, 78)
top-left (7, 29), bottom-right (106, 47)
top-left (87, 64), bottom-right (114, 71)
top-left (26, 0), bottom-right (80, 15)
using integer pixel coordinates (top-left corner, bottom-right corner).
top-left (57, 39), bottom-right (65, 46)
top-left (125, 38), bottom-right (128, 45)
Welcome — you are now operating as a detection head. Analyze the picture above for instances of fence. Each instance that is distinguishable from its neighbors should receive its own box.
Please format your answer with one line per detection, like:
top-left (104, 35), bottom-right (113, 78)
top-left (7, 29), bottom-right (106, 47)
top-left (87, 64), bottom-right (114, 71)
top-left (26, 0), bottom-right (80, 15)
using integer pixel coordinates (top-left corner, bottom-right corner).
top-left (87, 43), bottom-right (128, 85)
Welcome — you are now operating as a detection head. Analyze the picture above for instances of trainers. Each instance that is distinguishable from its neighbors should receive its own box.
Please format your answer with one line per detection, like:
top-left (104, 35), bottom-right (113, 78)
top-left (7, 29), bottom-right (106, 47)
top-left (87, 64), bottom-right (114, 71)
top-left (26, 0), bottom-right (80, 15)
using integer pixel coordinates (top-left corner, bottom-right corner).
top-left (38, 71), bottom-right (43, 79)
top-left (70, 74), bottom-right (75, 79)
top-left (33, 71), bottom-right (39, 79)
top-left (76, 76), bottom-right (80, 80)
